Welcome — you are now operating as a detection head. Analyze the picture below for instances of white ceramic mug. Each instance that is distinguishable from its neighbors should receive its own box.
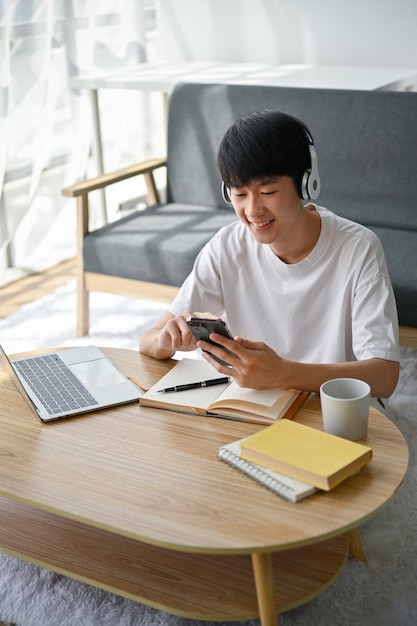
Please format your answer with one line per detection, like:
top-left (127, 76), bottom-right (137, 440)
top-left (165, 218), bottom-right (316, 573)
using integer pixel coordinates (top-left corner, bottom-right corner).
top-left (320, 378), bottom-right (371, 441)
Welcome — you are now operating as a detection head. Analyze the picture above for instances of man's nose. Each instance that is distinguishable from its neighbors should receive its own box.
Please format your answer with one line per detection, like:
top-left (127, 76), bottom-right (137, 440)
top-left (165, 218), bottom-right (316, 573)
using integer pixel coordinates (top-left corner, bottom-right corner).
top-left (245, 194), bottom-right (264, 216)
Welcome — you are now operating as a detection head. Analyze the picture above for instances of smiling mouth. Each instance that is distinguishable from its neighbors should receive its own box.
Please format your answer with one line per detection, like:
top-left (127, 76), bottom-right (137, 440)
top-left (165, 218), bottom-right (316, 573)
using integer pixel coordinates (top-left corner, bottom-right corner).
top-left (250, 219), bottom-right (274, 229)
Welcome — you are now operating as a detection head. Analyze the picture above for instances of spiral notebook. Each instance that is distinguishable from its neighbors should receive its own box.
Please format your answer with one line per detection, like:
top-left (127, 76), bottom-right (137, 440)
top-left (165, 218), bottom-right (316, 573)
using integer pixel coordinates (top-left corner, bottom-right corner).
top-left (218, 440), bottom-right (317, 503)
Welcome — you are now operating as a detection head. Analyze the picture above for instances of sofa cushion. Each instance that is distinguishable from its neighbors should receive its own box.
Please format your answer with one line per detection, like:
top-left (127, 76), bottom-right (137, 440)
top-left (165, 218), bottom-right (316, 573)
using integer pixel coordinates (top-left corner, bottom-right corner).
top-left (83, 203), bottom-right (237, 286)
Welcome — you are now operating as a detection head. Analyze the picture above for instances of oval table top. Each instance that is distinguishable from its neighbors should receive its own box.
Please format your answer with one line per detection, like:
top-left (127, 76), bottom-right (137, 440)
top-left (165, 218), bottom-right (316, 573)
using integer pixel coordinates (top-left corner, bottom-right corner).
top-left (0, 347), bottom-right (409, 555)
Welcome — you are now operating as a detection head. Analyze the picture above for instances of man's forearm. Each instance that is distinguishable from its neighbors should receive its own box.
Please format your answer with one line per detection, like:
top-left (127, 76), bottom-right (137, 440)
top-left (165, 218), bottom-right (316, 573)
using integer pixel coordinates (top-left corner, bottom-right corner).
top-left (285, 358), bottom-right (399, 398)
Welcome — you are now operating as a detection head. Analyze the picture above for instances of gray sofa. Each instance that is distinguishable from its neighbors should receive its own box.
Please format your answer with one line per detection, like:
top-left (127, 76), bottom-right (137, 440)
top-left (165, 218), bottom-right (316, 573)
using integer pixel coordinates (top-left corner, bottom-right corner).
top-left (63, 82), bottom-right (417, 334)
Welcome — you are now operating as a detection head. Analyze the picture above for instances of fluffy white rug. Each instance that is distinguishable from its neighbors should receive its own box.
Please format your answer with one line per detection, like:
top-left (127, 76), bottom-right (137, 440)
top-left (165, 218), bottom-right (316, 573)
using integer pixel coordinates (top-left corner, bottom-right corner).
top-left (0, 279), bottom-right (168, 355)
top-left (0, 281), bottom-right (416, 626)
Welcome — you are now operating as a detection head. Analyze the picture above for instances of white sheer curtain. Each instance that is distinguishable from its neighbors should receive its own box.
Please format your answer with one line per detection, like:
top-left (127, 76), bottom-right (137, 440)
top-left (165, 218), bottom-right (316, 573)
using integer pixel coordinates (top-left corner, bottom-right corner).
top-left (0, 0), bottom-right (159, 286)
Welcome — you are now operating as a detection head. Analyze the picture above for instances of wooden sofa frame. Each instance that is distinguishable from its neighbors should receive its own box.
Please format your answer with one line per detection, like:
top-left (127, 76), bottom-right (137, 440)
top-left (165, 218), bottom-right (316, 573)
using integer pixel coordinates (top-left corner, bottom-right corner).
top-left (62, 157), bottom-right (181, 336)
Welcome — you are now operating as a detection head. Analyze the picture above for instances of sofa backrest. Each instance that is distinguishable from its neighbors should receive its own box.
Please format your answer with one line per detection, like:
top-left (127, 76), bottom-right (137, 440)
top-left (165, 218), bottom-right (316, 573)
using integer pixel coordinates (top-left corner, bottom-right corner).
top-left (166, 82), bottom-right (417, 231)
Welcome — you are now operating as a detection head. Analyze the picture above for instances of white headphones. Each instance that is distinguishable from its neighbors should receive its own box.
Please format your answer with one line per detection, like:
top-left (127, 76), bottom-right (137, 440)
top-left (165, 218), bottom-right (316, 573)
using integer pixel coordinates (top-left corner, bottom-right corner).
top-left (301, 132), bottom-right (321, 201)
top-left (222, 130), bottom-right (321, 203)
top-left (221, 181), bottom-right (232, 203)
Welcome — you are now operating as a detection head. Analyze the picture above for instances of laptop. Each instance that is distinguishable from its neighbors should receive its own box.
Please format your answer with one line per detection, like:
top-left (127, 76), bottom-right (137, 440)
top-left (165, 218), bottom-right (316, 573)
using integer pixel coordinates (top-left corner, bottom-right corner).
top-left (0, 344), bottom-right (143, 422)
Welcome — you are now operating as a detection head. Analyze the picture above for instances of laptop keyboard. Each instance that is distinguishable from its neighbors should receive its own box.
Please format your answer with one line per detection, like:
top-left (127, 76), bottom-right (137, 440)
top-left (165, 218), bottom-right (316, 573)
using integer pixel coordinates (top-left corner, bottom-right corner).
top-left (14, 354), bottom-right (98, 415)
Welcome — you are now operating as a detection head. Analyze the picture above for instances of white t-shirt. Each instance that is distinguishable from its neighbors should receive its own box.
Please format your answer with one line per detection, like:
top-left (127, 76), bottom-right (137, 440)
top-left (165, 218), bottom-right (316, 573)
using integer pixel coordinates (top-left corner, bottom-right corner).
top-left (170, 206), bottom-right (400, 364)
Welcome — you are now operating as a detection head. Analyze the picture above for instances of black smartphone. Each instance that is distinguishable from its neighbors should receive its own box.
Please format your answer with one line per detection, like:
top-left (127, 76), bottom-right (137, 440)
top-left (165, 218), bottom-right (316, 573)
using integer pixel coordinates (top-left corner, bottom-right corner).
top-left (186, 317), bottom-right (235, 366)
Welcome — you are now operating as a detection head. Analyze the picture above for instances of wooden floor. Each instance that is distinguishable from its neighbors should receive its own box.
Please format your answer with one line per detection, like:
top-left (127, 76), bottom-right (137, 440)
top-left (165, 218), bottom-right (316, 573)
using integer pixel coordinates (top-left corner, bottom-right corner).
top-left (1, 257), bottom-right (416, 349)
top-left (401, 327), bottom-right (417, 350)
top-left (0, 257), bottom-right (77, 319)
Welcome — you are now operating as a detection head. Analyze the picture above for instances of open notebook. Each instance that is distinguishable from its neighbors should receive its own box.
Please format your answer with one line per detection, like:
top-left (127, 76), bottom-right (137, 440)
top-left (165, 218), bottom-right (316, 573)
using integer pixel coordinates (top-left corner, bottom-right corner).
top-left (140, 358), bottom-right (308, 424)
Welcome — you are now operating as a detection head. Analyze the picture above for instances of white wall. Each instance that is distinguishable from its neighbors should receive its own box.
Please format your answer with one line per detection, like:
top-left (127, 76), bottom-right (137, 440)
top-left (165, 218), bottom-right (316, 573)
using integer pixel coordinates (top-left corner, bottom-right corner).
top-left (156, 0), bottom-right (417, 68)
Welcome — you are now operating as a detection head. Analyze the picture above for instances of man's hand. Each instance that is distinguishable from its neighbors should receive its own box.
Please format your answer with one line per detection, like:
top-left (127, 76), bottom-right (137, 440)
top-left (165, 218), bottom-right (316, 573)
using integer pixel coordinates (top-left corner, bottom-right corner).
top-left (198, 333), bottom-right (400, 397)
top-left (157, 311), bottom-right (196, 354)
top-left (198, 334), bottom-right (288, 389)
top-left (139, 310), bottom-right (220, 360)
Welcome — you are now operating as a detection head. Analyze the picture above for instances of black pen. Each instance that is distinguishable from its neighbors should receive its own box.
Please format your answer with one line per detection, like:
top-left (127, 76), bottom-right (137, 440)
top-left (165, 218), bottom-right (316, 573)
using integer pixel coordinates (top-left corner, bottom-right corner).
top-left (157, 376), bottom-right (231, 393)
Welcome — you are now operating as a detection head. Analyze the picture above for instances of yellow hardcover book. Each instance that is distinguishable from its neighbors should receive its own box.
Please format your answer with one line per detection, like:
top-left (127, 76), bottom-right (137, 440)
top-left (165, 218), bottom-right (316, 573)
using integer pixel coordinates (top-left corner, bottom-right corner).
top-left (140, 358), bottom-right (308, 425)
top-left (239, 420), bottom-right (372, 490)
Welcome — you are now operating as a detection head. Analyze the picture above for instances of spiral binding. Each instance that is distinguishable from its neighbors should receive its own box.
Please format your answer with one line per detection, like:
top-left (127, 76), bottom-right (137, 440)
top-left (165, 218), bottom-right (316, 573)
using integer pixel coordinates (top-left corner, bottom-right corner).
top-left (218, 447), bottom-right (297, 502)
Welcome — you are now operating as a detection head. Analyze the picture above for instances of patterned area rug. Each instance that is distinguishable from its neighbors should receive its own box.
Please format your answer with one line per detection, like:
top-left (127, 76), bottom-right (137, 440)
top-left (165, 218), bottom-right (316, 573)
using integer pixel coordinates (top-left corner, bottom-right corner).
top-left (0, 281), bottom-right (416, 626)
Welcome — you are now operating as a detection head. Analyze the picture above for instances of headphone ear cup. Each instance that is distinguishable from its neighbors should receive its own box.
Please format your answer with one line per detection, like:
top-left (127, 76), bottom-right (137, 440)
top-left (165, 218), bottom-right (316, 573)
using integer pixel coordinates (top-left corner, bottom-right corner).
top-left (221, 181), bottom-right (232, 203)
top-left (301, 141), bottom-right (321, 200)
top-left (301, 170), bottom-right (311, 200)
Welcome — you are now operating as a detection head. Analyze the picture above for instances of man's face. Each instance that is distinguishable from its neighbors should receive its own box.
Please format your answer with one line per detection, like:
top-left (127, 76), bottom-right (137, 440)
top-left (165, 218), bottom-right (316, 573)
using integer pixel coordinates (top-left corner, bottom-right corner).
top-left (229, 175), bottom-right (304, 251)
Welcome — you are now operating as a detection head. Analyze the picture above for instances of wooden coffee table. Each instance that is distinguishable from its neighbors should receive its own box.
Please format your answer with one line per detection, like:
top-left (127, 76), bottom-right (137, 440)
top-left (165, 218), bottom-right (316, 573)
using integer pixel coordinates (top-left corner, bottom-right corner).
top-left (0, 348), bottom-right (409, 626)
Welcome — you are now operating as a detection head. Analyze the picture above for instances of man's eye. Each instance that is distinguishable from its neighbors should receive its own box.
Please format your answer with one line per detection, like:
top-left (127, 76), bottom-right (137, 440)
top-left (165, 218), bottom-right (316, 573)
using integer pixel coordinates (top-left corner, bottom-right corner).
top-left (261, 190), bottom-right (276, 195)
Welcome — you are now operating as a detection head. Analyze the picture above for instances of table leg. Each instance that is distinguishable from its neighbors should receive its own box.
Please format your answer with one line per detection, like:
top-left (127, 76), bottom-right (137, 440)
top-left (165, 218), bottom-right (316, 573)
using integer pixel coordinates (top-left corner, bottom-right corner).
top-left (251, 552), bottom-right (279, 626)
top-left (347, 528), bottom-right (366, 561)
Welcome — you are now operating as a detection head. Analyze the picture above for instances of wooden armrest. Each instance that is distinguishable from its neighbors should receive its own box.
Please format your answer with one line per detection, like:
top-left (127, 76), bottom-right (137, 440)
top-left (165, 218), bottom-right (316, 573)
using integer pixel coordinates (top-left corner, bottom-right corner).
top-left (63, 157), bottom-right (167, 315)
top-left (62, 157), bottom-right (166, 203)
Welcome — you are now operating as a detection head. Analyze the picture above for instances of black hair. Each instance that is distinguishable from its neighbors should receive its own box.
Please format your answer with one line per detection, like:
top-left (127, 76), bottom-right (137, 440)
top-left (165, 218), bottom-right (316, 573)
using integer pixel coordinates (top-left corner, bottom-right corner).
top-left (217, 110), bottom-right (313, 196)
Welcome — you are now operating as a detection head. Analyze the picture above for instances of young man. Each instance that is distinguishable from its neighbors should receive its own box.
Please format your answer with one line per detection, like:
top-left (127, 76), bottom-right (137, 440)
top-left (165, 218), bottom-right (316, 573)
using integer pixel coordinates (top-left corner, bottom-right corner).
top-left (139, 110), bottom-right (399, 399)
